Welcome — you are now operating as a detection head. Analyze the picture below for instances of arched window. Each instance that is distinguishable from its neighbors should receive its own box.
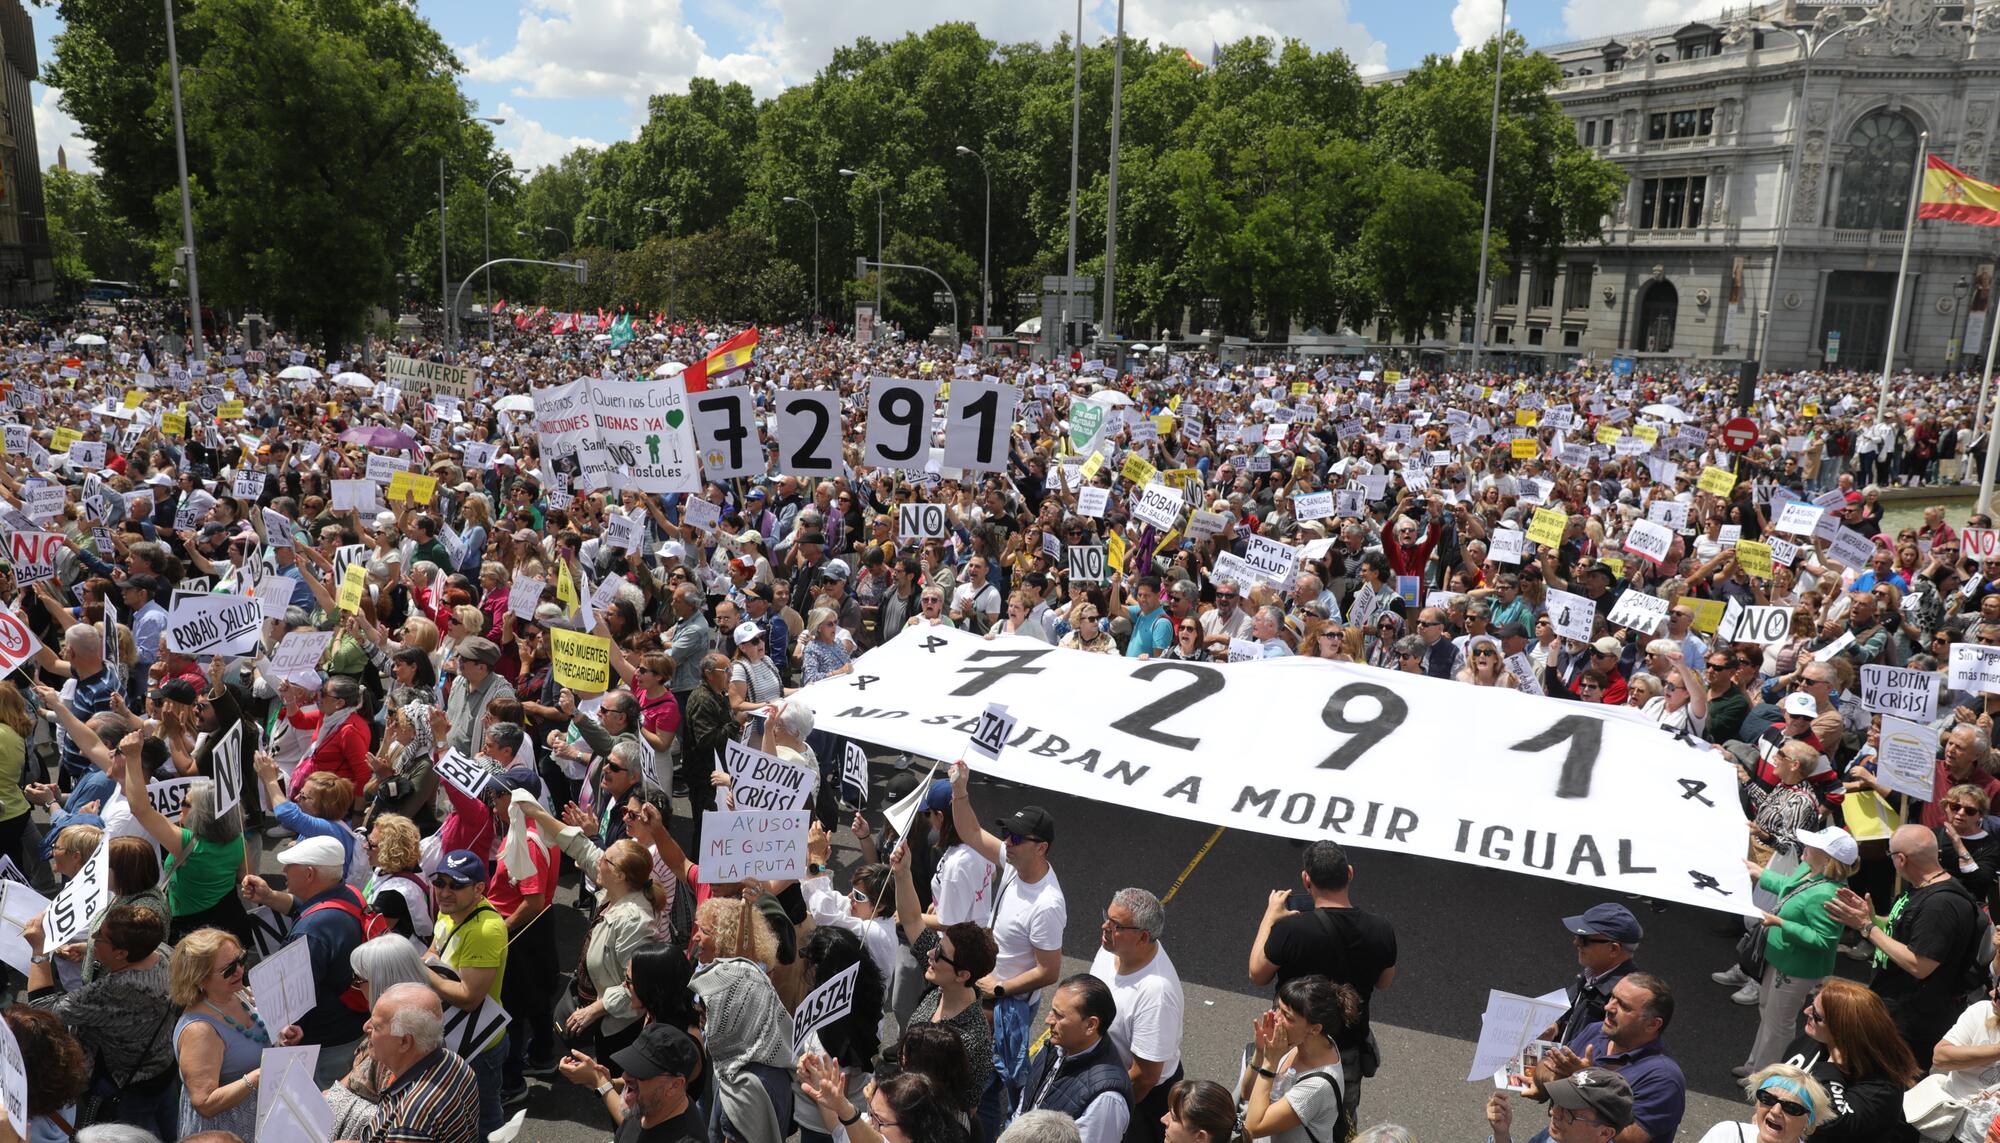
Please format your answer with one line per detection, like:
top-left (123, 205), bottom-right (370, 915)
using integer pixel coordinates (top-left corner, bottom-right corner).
top-left (1836, 111), bottom-right (1920, 230)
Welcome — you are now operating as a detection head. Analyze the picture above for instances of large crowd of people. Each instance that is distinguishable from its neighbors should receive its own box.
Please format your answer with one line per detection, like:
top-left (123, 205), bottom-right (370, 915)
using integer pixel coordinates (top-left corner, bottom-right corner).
top-left (8, 302), bottom-right (2000, 1143)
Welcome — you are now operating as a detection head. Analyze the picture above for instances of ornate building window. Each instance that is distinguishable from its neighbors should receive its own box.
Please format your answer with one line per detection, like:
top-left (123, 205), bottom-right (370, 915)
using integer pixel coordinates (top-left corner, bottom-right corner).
top-left (1835, 111), bottom-right (1920, 230)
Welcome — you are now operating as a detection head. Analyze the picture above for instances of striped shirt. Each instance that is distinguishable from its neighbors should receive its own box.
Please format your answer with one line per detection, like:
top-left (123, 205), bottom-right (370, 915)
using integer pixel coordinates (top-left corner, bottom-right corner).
top-left (58, 666), bottom-right (120, 779)
top-left (363, 1047), bottom-right (481, 1143)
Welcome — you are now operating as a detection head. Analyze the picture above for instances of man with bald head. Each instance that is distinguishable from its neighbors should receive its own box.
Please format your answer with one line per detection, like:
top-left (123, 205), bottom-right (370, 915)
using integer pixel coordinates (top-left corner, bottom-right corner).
top-left (1825, 825), bottom-right (1983, 1067)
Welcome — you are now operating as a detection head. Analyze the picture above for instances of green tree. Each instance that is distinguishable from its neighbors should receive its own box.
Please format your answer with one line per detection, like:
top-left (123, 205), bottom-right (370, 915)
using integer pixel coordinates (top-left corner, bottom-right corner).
top-left (41, 168), bottom-right (148, 288)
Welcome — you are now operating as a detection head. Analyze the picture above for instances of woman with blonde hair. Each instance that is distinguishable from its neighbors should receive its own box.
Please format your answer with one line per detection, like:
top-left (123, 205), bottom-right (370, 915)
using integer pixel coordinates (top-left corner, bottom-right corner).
top-left (170, 928), bottom-right (264, 1141)
top-left (0, 680), bottom-right (32, 862)
top-left (361, 812), bottom-right (433, 947)
top-left (1690, 1063), bottom-right (1831, 1143)
top-left (692, 894), bottom-right (796, 1143)
top-left (1456, 637), bottom-right (1518, 688)
top-left (456, 492), bottom-right (493, 575)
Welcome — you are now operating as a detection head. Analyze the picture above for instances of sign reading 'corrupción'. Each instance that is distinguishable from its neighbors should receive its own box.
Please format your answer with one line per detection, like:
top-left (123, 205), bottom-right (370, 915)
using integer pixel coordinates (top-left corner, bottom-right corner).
top-left (793, 629), bottom-right (1750, 910)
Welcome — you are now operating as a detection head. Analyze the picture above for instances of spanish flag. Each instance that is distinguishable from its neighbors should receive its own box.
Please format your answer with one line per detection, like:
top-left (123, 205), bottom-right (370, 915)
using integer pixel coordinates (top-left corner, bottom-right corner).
top-left (1919, 155), bottom-right (2000, 226)
top-left (680, 327), bottom-right (759, 392)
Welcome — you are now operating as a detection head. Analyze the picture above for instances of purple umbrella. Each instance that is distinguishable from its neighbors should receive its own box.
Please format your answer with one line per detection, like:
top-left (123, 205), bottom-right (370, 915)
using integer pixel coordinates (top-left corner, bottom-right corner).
top-left (339, 425), bottom-right (419, 450)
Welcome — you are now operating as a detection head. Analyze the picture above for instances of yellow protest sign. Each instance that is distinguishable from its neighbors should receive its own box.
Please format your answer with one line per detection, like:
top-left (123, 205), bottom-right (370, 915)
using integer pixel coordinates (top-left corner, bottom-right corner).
top-left (1154, 528), bottom-right (1182, 557)
top-left (1527, 507), bottom-right (1567, 548)
top-left (1161, 468), bottom-right (1200, 490)
top-left (1697, 465), bottom-right (1737, 496)
top-left (1735, 539), bottom-right (1773, 579)
top-left (1686, 597), bottom-right (1725, 635)
top-left (123, 389), bottom-right (145, 409)
top-left (1382, 370), bottom-right (1402, 384)
top-left (1290, 382), bottom-right (1310, 398)
top-left (50, 427), bottom-right (80, 454)
top-left (1515, 409), bottom-right (1538, 428)
top-left (1840, 788), bottom-right (1902, 840)
top-left (1600, 557), bottom-right (1624, 579)
top-left (1120, 453), bottom-right (1158, 487)
top-left (1154, 413), bottom-right (1175, 437)
top-left (1594, 424), bottom-right (1623, 446)
top-left (1511, 438), bottom-right (1538, 459)
top-left (557, 560), bottom-right (578, 612)
top-left (218, 400), bottom-right (245, 420)
top-left (338, 563), bottom-right (368, 614)
top-left (162, 412), bottom-right (187, 437)
top-left (387, 470), bottom-right (438, 505)
top-left (1106, 530), bottom-right (1127, 574)
top-left (1080, 451), bottom-right (1106, 480)
top-left (1802, 403), bottom-right (1819, 418)
top-left (551, 628), bottom-right (613, 694)
top-left (1631, 424), bottom-right (1659, 445)
top-left (1167, 395), bottom-right (1182, 413)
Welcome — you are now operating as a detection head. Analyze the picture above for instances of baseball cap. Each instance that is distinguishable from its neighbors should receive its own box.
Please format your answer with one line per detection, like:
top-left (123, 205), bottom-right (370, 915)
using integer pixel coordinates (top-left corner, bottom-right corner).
top-left (798, 531), bottom-right (827, 547)
top-left (1844, 490), bottom-right (1863, 504)
top-left (435, 849), bottom-right (489, 886)
top-left (733, 621), bottom-right (765, 646)
top-left (1494, 622), bottom-right (1531, 642)
top-left (921, 778), bottom-right (954, 813)
top-left (821, 559), bottom-right (851, 582)
top-left (660, 541), bottom-right (688, 560)
top-left (994, 806), bottom-right (1056, 845)
top-left (1795, 825), bottom-right (1859, 865)
top-left (156, 678), bottom-right (200, 705)
top-left (1782, 692), bottom-right (1818, 718)
top-left (1561, 902), bottom-right (1642, 945)
top-left (279, 835), bottom-right (346, 869)
top-left (1591, 636), bottom-right (1622, 657)
top-left (497, 765), bottom-right (542, 795)
top-left (1544, 1069), bottom-right (1634, 1130)
top-left (746, 488), bottom-right (767, 501)
top-left (612, 1023), bottom-right (702, 1081)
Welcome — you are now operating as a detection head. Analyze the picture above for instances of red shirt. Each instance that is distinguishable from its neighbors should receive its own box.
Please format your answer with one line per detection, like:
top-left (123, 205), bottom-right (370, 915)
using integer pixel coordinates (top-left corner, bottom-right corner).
top-left (289, 709), bottom-right (372, 796)
top-left (487, 822), bottom-right (557, 916)
top-left (1920, 762), bottom-right (2000, 829)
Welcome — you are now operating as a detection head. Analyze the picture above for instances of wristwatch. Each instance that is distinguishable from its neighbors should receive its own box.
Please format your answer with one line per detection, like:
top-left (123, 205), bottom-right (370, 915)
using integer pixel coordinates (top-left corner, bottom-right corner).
top-left (596, 1080), bottom-right (615, 1096)
top-left (29, 952), bottom-right (49, 965)
top-left (991, 983), bottom-right (1007, 1001)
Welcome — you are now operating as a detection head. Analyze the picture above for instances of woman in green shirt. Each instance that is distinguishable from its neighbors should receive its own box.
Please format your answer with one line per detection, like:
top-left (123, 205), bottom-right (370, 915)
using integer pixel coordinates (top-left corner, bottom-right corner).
top-left (0, 681), bottom-right (30, 863)
top-left (1739, 824), bottom-right (1855, 1076)
top-left (117, 724), bottom-right (252, 946)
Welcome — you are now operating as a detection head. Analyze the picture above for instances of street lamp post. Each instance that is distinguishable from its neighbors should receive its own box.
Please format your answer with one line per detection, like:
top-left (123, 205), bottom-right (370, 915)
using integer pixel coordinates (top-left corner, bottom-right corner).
top-left (542, 226), bottom-right (571, 251)
top-left (643, 205), bottom-right (677, 321)
top-left (953, 147), bottom-right (990, 343)
top-left (840, 168), bottom-right (884, 320)
top-left (781, 197), bottom-right (820, 324)
top-left (1469, 0), bottom-right (1507, 376)
top-left (482, 165), bottom-right (524, 320)
top-left (1102, 0), bottom-right (1126, 353)
top-left (442, 115), bottom-right (505, 343)
top-left (1954, 274), bottom-right (1971, 371)
top-left (586, 214), bottom-right (619, 247)
top-left (163, 0), bottom-right (204, 360)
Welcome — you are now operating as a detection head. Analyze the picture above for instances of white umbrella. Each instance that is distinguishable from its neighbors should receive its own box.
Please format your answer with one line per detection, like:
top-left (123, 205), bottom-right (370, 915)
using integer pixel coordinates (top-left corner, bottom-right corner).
top-left (332, 371), bottom-right (374, 389)
top-left (1130, 343), bottom-right (1150, 353)
top-left (653, 361), bottom-right (688, 377)
top-left (496, 394), bottom-right (535, 413)
top-left (1091, 388), bottom-right (1136, 406)
top-left (278, 364), bottom-right (323, 380)
top-left (1014, 316), bottom-right (1043, 335)
top-left (646, 332), bottom-right (668, 342)
top-left (1640, 403), bottom-right (1692, 423)
top-left (72, 333), bottom-right (107, 346)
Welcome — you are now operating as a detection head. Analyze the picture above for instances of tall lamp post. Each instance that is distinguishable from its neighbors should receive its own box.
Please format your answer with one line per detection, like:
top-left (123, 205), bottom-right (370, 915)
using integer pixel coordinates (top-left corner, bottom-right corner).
top-left (586, 214), bottom-right (619, 247)
top-left (542, 226), bottom-right (572, 252)
top-left (1469, 0), bottom-right (1507, 376)
top-left (442, 114), bottom-right (505, 342)
top-left (642, 205), bottom-right (676, 321)
top-left (781, 197), bottom-right (820, 324)
top-left (482, 165), bottom-right (525, 320)
top-left (163, 0), bottom-right (204, 360)
top-left (839, 168), bottom-right (884, 319)
top-left (953, 147), bottom-right (990, 342)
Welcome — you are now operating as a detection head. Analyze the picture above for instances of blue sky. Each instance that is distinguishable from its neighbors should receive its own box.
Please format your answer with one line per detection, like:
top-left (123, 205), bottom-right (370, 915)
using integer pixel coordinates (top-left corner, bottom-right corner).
top-left (30, 0), bottom-right (1734, 175)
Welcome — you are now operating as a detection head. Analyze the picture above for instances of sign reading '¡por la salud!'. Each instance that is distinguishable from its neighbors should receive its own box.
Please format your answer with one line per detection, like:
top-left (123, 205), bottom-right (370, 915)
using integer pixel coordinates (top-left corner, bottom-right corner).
top-left (383, 355), bottom-right (474, 397)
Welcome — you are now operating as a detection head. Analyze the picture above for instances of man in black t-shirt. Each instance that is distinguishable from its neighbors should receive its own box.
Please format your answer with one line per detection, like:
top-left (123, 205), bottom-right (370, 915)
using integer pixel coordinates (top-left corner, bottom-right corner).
top-left (1247, 840), bottom-right (1397, 1120)
top-left (1826, 825), bottom-right (1983, 1068)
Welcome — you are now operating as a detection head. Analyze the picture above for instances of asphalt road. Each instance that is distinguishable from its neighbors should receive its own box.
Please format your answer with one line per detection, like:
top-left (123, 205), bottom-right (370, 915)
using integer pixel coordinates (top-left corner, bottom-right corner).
top-left (241, 762), bottom-right (1846, 1142)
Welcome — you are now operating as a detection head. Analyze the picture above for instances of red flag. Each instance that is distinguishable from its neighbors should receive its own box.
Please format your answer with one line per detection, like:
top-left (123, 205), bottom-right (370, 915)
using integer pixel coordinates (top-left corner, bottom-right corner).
top-left (679, 328), bottom-right (759, 394)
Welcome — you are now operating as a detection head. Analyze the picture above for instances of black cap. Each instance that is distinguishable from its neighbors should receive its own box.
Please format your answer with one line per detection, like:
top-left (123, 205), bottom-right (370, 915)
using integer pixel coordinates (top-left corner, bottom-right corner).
top-left (157, 678), bottom-right (200, 705)
top-left (994, 805), bottom-right (1056, 846)
top-left (611, 1024), bottom-right (701, 1081)
top-left (798, 531), bottom-right (827, 547)
top-left (1494, 622), bottom-right (1532, 641)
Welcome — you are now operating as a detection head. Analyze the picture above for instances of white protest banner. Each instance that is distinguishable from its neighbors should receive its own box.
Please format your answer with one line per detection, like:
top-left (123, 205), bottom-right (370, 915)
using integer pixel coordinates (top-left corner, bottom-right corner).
top-left (1132, 483), bottom-right (1183, 532)
top-left (1769, 537), bottom-right (1800, 568)
top-left (1951, 643), bottom-right (2000, 695)
top-left (1621, 520), bottom-right (1674, 566)
top-left (1825, 527), bottom-right (1877, 570)
top-left (1506, 653), bottom-right (1544, 696)
top-left (233, 470), bottom-right (268, 501)
top-left (0, 881), bottom-right (50, 975)
top-left (244, 905), bottom-right (294, 958)
top-left (1963, 528), bottom-right (2000, 563)
top-left (0, 605), bottom-right (42, 678)
top-left (796, 630), bottom-right (1750, 909)
top-left (604, 509), bottom-right (646, 553)
top-left (1294, 491), bottom-right (1336, 522)
top-left (681, 496), bottom-right (722, 534)
top-left (1490, 529), bottom-right (1525, 565)
top-left (1718, 604), bottom-right (1794, 646)
top-left (363, 453), bottom-right (407, 485)
top-left (1876, 716), bottom-right (1940, 801)
top-left (863, 376), bottom-right (939, 470)
top-left (899, 502), bottom-right (950, 543)
top-left (262, 507), bottom-right (296, 547)
top-left (941, 378), bottom-right (1018, 473)
top-left (440, 995), bottom-right (511, 1060)
top-left (583, 376), bottom-right (701, 493)
top-left (43, 836), bottom-right (112, 946)
top-left (699, 809), bottom-right (810, 882)
top-left (1775, 502), bottom-right (1826, 538)
top-left (69, 440), bottom-right (106, 469)
top-left (7, 531), bottom-right (61, 586)
top-left (1544, 588), bottom-right (1596, 642)
top-left (247, 935), bottom-right (317, 1033)
top-left (1606, 590), bottom-right (1669, 636)
top-left (165, 592), bottom-right (264, 656)
top-left (384, 353), bottom-right (474, 396)
top-left (1067, 544), bottom-right (1107, 584)
top-left (254, 1044), bottom-right (334, 1143)
top-left (460, 441), bottom-right (495, 470)
top-left (1076, 487), bottom-right (1111, 519)
top-left (330, 479), bottom-right (376, 513)
top-left (1812, 629), bottom-right (1857, 662)
top-left (147, 776), bottom-right (201, 821)
top-left (0, 1012), bottom-right (23, 1138)
top-left (22, 484), bottom-right (63, 522)
top-left (509, 573), bottom-right (544, 621)
top-left (722, 739), bottom-right (816, 812)
top-left (268, 630), bottom-right (333, 687)
top-left (793, 961), bottom-right (861, 1051)
top-left (1334, 489), bottom-right (1365, 518)
top-left (1468, 989), bottom-right (1571, 1085)
top-left (880, 760), bottom-right (938, 848)
top-left (1241, 535), bottom-right (1301, 591)
top-left (1860, 664), bottom-right (1940, 724)
top-left (435, 749), bottom-right (497, 801)
top-left (841, 740), bottom-right (869, 808)
top-left (969, 702), bottom-right (1016, 762)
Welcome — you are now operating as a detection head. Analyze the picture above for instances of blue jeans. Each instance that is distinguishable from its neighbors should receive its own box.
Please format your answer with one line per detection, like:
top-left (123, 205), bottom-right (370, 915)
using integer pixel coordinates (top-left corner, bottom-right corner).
top-left (983, 995), bottom-right (1036, 1137)
top-left (473, 1033), bottom-right (509, 1138)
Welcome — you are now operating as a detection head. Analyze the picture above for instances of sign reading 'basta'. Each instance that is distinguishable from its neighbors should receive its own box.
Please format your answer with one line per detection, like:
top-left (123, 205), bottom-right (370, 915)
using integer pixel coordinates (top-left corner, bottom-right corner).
top-left (794, 629), bottom-right (1749, 911)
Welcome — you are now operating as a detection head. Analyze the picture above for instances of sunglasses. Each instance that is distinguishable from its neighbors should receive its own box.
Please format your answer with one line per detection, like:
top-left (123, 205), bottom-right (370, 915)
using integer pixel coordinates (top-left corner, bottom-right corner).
top-left (429, 875), bottom-right (472, 890)
top-left (1755, 1090), bottom-right (1809, 1119)
top-left (1948, 803), bottom-right (1985, 814)
top-left (217, 953), bottom-right (248, 978)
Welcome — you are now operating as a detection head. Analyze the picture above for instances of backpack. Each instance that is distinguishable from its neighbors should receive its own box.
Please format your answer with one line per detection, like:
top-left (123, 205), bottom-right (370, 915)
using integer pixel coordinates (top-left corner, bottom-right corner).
top-left (303, 888), bottom-right (395, 1012)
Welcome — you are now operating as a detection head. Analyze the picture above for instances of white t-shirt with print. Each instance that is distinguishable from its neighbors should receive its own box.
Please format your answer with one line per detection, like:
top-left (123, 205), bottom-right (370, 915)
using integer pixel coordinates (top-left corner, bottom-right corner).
top-left (930, 843), bottom-right (997, 926)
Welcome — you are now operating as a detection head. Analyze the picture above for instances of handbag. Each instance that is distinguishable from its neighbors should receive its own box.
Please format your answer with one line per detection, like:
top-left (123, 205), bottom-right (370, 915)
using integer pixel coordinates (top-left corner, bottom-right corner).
top-left (1736, 873), bottom-right (1825, 981)
top-left (1904, 1072), bottom-right (1969, 1140)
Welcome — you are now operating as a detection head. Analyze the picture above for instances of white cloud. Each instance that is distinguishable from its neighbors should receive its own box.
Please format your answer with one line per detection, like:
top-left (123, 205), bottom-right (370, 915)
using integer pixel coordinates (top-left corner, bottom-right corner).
top-left (32, 85), bottom-right (94, 174)
top-left (462, 0), bottom-right (711, 103)
top-left (1559, 0), bottom-right (1734, 41)
top-left (1125, 0), bottom-right (1390, 75)
top-left (1451, 0), bottom-right (1504, 55)
top-left (493, 102), bottom-right (606, 171)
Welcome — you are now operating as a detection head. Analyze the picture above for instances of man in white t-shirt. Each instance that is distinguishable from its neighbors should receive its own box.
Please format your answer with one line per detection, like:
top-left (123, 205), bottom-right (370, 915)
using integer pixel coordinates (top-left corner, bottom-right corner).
top-left (946, 761), bottom-right (1068, 1138)
top-left (1087, 886), bottom-right (1184, 1143)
